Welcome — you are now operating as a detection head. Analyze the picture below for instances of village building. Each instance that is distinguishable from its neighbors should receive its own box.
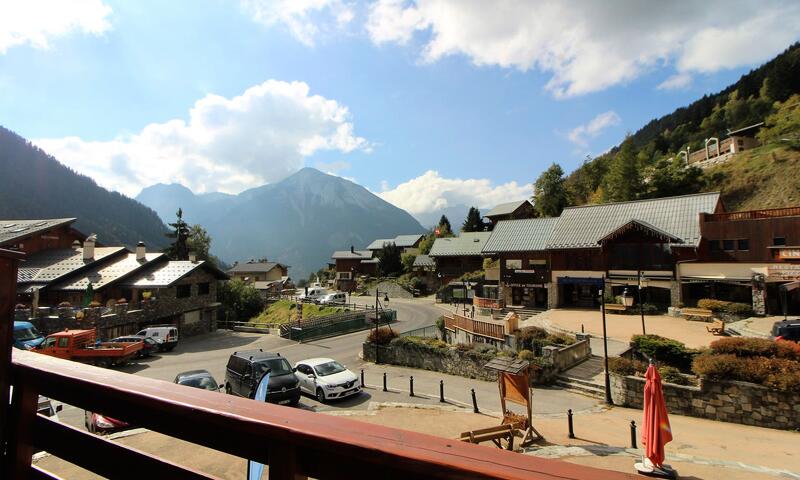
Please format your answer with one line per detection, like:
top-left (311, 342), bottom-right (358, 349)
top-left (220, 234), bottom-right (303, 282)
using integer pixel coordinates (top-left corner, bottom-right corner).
top-left (686, 123), bottom-right (762, 168)
top-left (227, 260), bottom-right (291, 297)
top-left (0, 218), bottom-right (85, 255)
top-left (428, 232), bottom-right (492, 282)
top-left (331, 247), bottom-right (378, 290)
top-left (366, 234), bottom-right (424, 254)
top-left (483, 199), bottom-right (537, 227)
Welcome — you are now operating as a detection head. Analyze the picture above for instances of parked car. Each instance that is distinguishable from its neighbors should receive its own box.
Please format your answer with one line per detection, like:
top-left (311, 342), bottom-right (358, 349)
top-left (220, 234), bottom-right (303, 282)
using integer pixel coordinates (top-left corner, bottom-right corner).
top-left (13, 321), bottom-right (44, 350)
top-left (134, 325), bottom-right (178, 352)
top-left (317, 292), bottom-right (346, 305)
top-left (38, 396), bottom-right (62, 421)
top-left (224, 350), bottom-right (300, 406)
top-left (174, 369), bottom-right (221, 391)
top-left (294, 358), bottom-right (360, 403)
top-left (111, 336), bottom-right (158, 358)
top-left (297, 287), bottom-right (327, 303)
top-left (772, 319), bottom-right (800, 342)
top-left (37, 329), bottom-right (141, 367)
top-left (84, 411), bottom-right (131, 435)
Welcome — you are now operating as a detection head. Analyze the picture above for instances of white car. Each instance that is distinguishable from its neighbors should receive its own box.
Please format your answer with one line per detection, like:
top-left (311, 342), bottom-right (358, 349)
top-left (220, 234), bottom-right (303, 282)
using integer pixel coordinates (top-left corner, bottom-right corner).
top-left (317, 292), bottom-right (346, 305)
top-left (294, 358), bottom-right (361, 403)
top-left (297, 287), bottom-right (327, 302)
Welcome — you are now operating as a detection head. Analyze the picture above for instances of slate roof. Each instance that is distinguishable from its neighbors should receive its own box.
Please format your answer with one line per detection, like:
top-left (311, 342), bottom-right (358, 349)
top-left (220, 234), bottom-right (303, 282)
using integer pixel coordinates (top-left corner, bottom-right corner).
top-left (484, 200), bottom-right (530, 218)
top-left (429, 232), bottom-right (492, 257)
top-left (331, 249), bottom-right (374, 260)
top-left (122, 260), bottom-right (227, 288)
top-left (547, 192), bottom-right (720, 249)
top-left (16, 247), bottom-right (126, 286)
top-left (228, 261), bottom-right (287, 274)
top-left (0, 218), bottom-right (76, 247)
top-left (412, 254), bottom-right (435, 268)
top-left (366, 234), bottom-right (424, 250)
top-left (482, 217), bottom-right (559, 253)
top-left (51, 252), bottom-right (164, 291)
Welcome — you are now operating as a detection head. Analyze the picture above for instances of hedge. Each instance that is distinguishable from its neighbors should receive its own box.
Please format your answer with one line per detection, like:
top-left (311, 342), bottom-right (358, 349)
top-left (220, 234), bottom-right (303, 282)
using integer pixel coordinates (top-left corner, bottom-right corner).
top-left (692, 352), bottom-right (800, 392)
top-left (696, 298), bottom-right (753, 317)
top-left (630, 334), bottom-right (696, 372)
top-left (608, 357), bottom-right (647, 376)
top-left (709, 337), bottom-right (800, 361)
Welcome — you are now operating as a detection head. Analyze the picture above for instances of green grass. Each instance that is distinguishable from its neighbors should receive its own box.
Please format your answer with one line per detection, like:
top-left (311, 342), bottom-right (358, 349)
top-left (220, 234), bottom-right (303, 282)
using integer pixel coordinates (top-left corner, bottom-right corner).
top-left (703, 143), bottom-right (800, 210)
top-left (250, 300), bottom-right (344, 325)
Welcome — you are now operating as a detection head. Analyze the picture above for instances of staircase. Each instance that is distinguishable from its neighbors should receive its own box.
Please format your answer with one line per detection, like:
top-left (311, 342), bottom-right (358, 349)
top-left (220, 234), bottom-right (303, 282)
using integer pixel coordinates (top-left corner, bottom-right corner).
top-left (503, 306), bottom-right (546, 322)
top-left (554, 356), bottom-right (606, 400)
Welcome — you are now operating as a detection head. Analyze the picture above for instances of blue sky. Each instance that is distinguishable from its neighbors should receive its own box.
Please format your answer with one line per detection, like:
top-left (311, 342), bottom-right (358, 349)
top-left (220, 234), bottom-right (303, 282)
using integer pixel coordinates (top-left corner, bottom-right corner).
top-left (2, 0), bottom-right (798, 220)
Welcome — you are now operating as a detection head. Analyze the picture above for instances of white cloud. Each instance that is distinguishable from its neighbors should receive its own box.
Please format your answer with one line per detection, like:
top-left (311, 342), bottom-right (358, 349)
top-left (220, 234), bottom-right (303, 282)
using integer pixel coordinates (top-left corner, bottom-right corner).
top-left (657, 73), bottom-right (693, 91)
top-left (241, 0), bottom-right (354, 46)
top-left (377, 170), bottom-right (529, 215)
top-left (0, 0), bottom-right (111, 54)
top-left (568, 111), bottom-right (621, 148)
top-left (366, 0), bottom-right (800, 98)
top-left (35, 80), bottom-right (370, 196)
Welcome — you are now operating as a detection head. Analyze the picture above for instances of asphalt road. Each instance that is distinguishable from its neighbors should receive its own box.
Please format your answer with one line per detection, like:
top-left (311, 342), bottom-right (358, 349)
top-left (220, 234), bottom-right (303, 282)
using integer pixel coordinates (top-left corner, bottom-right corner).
top-left (57, 297), bottom-right (600, 430)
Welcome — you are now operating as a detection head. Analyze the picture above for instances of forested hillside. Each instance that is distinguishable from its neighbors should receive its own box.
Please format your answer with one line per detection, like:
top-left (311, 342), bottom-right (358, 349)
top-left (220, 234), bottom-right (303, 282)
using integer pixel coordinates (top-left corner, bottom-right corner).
top-left (0, 126), bottom-right (168, 247)
top-left (531, 43), bottom-right (800, 215)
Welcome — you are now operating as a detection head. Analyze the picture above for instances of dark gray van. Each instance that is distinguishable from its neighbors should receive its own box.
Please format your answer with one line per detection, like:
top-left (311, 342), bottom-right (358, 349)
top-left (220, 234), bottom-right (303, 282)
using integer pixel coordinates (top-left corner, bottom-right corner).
top-left (224, 350), bottom-right (300, 406)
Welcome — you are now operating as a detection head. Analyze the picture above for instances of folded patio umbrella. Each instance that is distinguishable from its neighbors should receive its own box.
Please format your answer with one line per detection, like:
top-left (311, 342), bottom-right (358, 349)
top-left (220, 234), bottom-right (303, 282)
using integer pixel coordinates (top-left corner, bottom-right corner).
top-left (638, 363), bottom-right (674, 476)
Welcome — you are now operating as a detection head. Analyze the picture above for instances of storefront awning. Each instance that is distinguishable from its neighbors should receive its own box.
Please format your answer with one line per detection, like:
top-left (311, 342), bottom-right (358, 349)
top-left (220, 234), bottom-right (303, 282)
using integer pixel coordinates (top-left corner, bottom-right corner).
top-left (557, 277), bottom-right (603, 286)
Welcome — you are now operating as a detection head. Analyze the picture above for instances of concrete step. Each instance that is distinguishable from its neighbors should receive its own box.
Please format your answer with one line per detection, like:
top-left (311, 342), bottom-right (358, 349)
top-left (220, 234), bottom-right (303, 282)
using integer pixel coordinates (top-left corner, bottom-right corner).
top-left (554, 379), bottom-right (605, 400)
top-left (557, 375), bottom-right (604, 390)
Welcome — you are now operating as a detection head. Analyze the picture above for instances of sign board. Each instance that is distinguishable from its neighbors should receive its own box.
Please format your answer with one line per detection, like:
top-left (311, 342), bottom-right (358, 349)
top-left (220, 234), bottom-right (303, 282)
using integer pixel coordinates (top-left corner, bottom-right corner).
top-left (777, 248), bottom-right (800, 260)
top-left (767, 264), bottom-right (800, 281)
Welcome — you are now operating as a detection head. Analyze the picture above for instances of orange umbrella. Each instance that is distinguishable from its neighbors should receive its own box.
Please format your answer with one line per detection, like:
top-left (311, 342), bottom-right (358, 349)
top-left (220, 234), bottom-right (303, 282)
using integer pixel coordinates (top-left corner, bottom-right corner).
top-left (641, 363), bottom-right (672, 469)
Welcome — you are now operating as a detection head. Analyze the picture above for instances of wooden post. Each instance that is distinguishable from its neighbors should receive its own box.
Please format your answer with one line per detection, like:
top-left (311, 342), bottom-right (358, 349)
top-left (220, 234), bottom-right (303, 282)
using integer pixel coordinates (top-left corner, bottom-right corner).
top-left (0, 248), bottom-right (24, 475)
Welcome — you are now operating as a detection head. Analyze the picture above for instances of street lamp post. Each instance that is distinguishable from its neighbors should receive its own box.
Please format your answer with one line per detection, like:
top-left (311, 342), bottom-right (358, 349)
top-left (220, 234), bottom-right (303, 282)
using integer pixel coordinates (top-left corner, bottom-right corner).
top-left (374, 289), bottom-right (389, 364)
top-left (599, 279), bottom-right (613, 405)
top-left (638, 271), bottom-right (647, 336)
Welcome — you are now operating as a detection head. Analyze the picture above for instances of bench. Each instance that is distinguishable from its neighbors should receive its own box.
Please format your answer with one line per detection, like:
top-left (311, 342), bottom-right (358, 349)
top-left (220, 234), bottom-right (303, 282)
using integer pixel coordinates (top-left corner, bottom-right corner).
top-left (681, 307), bottom-right (713, 321)
top-left (459, 424), bottom-right (515, 450)
top-left (603, 303), bottom-right (626, 312)
top-left (706, 319), bottom-right (725, 335)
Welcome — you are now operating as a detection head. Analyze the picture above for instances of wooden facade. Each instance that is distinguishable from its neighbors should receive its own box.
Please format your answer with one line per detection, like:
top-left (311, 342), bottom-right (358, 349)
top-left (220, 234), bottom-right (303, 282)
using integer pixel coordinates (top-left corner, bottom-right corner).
top-left (1, 224), bottom-right (84, 256)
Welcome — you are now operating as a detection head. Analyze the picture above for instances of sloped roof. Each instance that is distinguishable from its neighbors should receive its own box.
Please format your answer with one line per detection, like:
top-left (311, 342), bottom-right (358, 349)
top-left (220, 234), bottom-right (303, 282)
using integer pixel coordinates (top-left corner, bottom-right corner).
top-left (412, 254), bottom-right (435, 268)
top-left (429, 232), bottom-right (492, 257)
top-left (52, 252), bottom-right (164, 291)
top-left (482, 217), bottom-right (559, 253)
top-left (597, 219), bottom-right (683, 244)
top-left (366, 234), bottom-right (424, 250)
top-left (228, 261), bottom-right (287, 274)
top-left (366, 238), bottom-right (394, 250)
top-left (122, 260), bottom-right (228, 288)
top-left (331, 249), bottom-right (373, 260)
top-left (0, 218), bottom-right (76, 247)
top-left (17, 247), bottom-right (126, 285)
top-left (547, 192), bottom-right (720, 249)
top-left (484, 200), bottom-right (530, 218)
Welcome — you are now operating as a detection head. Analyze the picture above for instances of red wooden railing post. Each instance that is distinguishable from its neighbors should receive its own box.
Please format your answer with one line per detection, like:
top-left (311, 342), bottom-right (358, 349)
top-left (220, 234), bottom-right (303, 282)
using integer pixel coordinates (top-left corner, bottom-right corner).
top-left (0, 248), bottom-right (24, 475)
top-left (269, 444), bottom-right (307, 480)
top-left (7, 379), bottom-right (38, 480)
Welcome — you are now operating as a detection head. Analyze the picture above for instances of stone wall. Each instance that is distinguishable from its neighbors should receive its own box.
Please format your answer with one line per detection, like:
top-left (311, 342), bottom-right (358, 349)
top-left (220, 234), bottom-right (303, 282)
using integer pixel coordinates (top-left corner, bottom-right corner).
top-left (542, 338), bottom-right (591, 371)
top-left (611, 373), bottom-right (800, 430)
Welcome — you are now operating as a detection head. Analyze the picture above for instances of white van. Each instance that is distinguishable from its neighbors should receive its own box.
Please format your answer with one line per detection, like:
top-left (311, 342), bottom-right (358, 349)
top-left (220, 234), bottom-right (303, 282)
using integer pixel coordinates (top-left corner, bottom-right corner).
top-left (298, 287), bottom-right (327, 302)
top-left (135, 325), bottom-right (179, 352)
top-left (317, 292), bottom-right (346, 305)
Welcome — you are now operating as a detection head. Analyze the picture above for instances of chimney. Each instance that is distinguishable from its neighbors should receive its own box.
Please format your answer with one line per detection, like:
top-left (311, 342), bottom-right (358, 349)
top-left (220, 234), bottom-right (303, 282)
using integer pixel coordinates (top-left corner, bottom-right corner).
top-left (189, 252), bottom-right (197, 263)
top-left (136, 241), bottom-right (146, 261)
top-left (350, 245), bottom-right (354, 253)
top-left (83, 234), bottom-right (96, 260)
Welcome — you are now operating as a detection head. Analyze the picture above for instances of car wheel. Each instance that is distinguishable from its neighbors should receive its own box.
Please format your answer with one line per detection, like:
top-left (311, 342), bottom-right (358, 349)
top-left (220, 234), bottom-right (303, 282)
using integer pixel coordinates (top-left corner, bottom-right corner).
top-left (316, 388), bottom-right (326, 404)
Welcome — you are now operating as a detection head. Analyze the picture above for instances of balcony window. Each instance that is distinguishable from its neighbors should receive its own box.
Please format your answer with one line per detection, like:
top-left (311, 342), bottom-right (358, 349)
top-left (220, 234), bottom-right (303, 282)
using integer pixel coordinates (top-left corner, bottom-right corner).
top-left (722, 240), bottom-right (735, 251)
top-left (505, 259), bottom-right (522, 269)
top-left (176, 284), bottom-right (191, 298)
top-left (709, 240), bottom-right (720, 251)
top-left (774, 237), bottom-right (786, 246)
top-left (737, 239), bottom-right (749, 251)
top-left (198, 282), bottom-right (210, 295)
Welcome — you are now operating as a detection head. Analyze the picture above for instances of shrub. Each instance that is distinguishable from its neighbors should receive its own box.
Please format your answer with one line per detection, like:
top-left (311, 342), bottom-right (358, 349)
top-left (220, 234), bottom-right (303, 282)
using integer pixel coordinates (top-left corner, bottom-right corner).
top-left (473, 344), bottom-right (497, 355)
top-left (693, 353), bottom-right (800, 391)
top-left (697, 298), bottom-right (728, 311)
top-left (696, 298), bottom-right (753, 317)
top-left (658, 366), bottom-right (689, 385)
top-left (631, 334), bottom-right (695, 371)
top-left (393, 336), bottom-right (448, 349)
top-left (723, 302), bottom-right (753, 317)
top-left (710, 337), bottom-right (800, 361)
top-left (516, 326), bottom-right (549, 351)
top-left (367, 327), bottom-right (398, 345)
top-left (545, 333), bottom-right (576, 346)
top-left (496, 349), bottom-right (517, 358)
top-left (608, 357), bottom-right (646, 376)
top-left (517, 349), bottom-right (536, 362)
top-left (455, 343), bottom-right (474, 352)
top-left (692, 353), bottom-right (740, 381)
top-left (435, 316), bottom-right (446, 338)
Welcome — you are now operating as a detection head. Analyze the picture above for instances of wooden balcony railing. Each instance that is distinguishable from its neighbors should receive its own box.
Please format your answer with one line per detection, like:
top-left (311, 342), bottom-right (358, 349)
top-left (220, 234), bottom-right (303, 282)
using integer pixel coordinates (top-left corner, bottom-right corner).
top-left (6, 350), bottom-right (633, 480)
top-left (444, 314), bottom-right (506, 340)
top-left (703, 206), bottom-right (800, 222)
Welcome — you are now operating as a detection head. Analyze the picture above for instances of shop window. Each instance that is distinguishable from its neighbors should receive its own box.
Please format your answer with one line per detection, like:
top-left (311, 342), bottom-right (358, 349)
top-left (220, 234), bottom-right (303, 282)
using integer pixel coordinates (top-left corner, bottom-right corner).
top-left (176, 284), bottom-right (191, 298)
top-left (709, 240), bottom-right (720, 251)
top-left (737, 239), bottom-right (749, 251)
top-left (773, 237), bottom-right (786, 246)
top-left (198, 282), bottom-right (210, 295)
top-left (722, 240), bottom-right (735, 251)
top-left (505, 259), bottom-right (522, 270)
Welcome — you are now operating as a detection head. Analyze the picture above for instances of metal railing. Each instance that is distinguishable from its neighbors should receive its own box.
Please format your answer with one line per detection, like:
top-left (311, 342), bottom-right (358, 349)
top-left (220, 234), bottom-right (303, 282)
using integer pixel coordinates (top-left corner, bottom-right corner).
top-left (5, 350), bottom-right (631, 480)
top-left (399, 324), bottom-right (440, 339)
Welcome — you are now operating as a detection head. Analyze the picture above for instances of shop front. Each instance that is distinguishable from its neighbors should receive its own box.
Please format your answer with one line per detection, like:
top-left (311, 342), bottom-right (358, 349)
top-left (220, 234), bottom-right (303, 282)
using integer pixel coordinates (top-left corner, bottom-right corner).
top-left (555, 275), bottom-right (604, 308)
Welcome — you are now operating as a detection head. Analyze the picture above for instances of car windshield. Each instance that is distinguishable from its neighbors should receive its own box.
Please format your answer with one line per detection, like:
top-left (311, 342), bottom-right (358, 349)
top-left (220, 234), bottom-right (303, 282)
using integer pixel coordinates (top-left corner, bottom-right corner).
top-left (179, 376), bottom-right (218, 390)
top-left (255, 358), bottom-right (292, 376)
top-left (314, 361), bottom-right (346, 377)
top-left (14, 327), bottom-right (41, 342)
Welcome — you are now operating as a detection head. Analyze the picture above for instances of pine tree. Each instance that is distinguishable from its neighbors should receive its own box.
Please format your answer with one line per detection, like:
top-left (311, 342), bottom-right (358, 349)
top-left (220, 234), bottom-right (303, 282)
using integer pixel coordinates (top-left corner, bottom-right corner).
top-left (437, 215), bottom-right (452, 236)
top-left (533, 163), bottom-right (569, 217)
top-left (603, 139), bottom-right (643, 202)
top-left (461, 207), bottom-right (483, 232)
top-left (377, 242), bottom-right (402, 276)
top-left (164, 208), bottom-right (190, 260)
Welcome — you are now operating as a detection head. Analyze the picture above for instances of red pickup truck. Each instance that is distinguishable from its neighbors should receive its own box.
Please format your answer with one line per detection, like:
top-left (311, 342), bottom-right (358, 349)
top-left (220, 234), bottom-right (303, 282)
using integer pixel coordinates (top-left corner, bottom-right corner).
top-left (37, 329), bottom-right (142, 367)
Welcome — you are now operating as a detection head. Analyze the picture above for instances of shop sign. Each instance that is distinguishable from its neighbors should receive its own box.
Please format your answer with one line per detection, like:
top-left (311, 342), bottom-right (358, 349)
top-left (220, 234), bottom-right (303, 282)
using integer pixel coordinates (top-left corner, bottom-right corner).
top-left (767, 264), bottom-right (800, 280)
top-left (778, 248), bottom-right (800, 260)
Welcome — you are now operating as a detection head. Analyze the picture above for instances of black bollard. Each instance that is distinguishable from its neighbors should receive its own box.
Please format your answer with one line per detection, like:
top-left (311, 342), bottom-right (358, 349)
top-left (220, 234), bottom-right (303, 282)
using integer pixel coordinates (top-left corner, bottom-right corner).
top-left (567, 409), bottom-right (575, 439)
top-left (360, 369), bottom-right (365, 387)
top-left (439, 380), bottom-right (445, 403)
top-left (630, 421), bottom-right (637, 449)
top-left (410, 376), bottom-right (415, 397)
top-left (471, 388), bottom-right (479, 413)
top-left (383, 372), bottom-right (387, 392)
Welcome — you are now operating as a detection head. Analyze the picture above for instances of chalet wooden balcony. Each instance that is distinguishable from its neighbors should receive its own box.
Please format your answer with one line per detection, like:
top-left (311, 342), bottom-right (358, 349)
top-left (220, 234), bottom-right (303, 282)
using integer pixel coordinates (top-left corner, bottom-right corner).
top-left (444, 313), bottom-right (506, 340)
top-left (703, 206), bottom-right (800, 222)
top-left (4, 350), bottom-right (632, 480)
